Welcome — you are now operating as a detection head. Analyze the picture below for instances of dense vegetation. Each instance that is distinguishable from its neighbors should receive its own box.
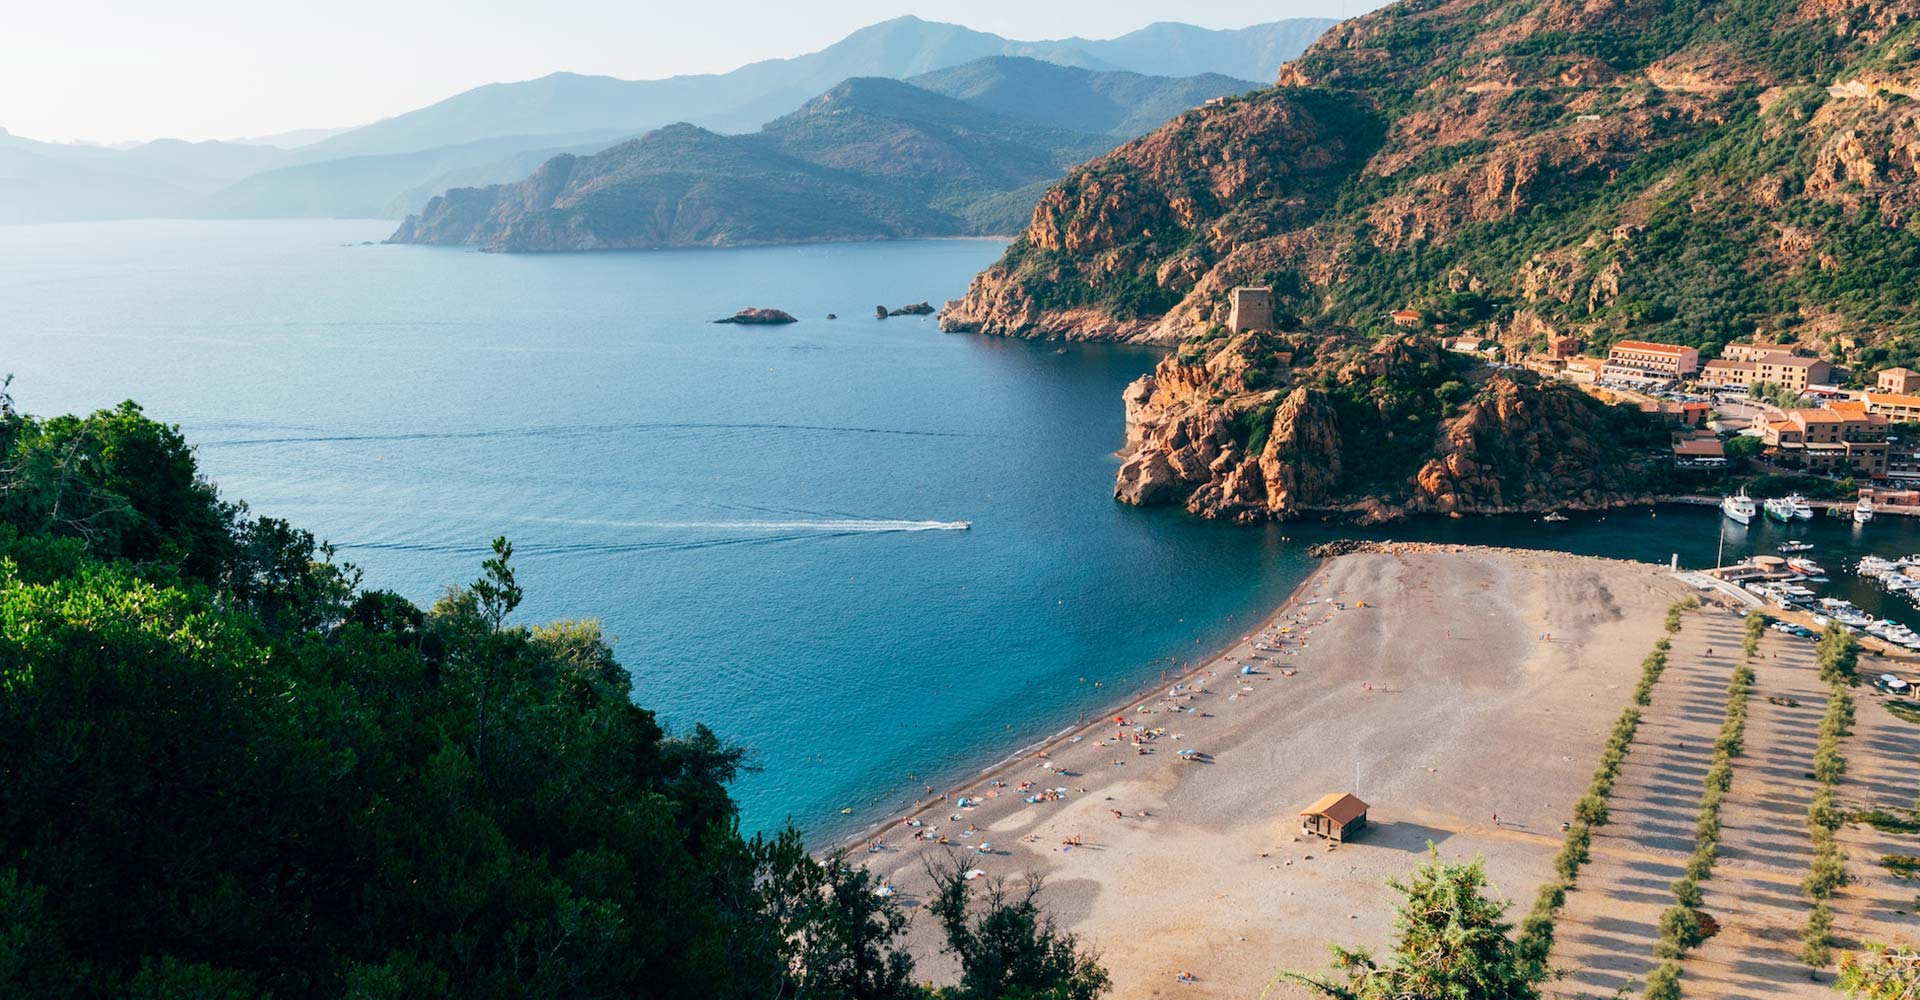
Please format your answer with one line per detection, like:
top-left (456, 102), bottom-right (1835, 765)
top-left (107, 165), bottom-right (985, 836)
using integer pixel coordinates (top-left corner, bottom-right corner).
top-left (0, 393), bottom-right (1103, 999)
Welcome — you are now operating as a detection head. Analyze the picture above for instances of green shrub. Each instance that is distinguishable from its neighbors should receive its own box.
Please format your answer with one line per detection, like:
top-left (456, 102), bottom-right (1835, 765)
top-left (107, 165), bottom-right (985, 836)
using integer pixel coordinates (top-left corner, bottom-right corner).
top-left (1644, 959), bottom-right (1682, 1000)
top-left (1801, 903), bottom-right (1834, 967)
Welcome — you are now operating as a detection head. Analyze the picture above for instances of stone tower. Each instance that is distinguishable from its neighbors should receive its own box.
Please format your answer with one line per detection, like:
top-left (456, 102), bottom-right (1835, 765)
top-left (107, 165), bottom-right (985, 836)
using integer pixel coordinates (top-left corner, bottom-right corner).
top-left (1228, 287), bottom-right (1273, 333)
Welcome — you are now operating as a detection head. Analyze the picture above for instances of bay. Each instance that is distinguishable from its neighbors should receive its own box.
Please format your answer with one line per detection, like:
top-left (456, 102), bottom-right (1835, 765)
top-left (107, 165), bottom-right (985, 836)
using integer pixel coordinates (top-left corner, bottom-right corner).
top-left (7, 218), bottom-right (1920, 839)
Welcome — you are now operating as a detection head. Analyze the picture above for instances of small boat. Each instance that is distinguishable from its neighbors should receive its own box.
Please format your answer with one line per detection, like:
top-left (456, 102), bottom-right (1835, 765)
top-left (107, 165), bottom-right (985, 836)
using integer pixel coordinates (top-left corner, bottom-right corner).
top-left (1787, 557), bottom-right (1825, 577)
top-left (1764, 497), bottom-right (1796, 523)
top-left (1542, 511), bottom-right (1569, 523)
top-left (1787, 493), bottom-right (1816, 520)
top-left (1778, 541), bottom-right (1814, 553)
top-left (1884, 573), bottom-right (1919, 592)
top-left (1856, 497), bottom-right (1876, 524)
top-left (1722, 489), bottom-right (1757, 525)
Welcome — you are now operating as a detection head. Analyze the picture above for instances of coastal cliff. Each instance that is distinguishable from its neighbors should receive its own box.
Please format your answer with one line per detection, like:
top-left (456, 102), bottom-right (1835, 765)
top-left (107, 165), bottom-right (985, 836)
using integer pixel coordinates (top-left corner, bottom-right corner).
top-left (940, 0), bottom-right (1920, 363)
top-left (1115, 333), bottom-right (1661, 521)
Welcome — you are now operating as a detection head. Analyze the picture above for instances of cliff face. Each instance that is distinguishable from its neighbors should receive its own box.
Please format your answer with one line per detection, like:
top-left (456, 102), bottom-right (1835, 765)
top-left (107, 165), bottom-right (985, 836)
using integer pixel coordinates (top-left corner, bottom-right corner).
top-left (1115, 332), bottom-right (1658, 521)
top-left (941, 0), bottom-right (1920, 364)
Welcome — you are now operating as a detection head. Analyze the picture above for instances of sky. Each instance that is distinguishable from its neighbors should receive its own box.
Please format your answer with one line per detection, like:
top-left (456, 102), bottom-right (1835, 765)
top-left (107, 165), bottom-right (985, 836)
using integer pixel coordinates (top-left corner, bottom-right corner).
top-left (1, 0), bottom-right (1373, 145)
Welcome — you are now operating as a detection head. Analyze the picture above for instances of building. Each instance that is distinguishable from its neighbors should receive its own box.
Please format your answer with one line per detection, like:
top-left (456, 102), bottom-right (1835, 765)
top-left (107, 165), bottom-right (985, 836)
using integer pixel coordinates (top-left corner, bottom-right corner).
top-left (1562, 356), bottom-right (1606, 383)
top-left (1643, 400), bottom-right (1710, 425)
top-left (1762, 403), bottom-right (1889, 478)
top-left (1754, 354), bottom-right (1831, 391)
top-left (1699, 359), bottom-right (1757, 389)
top-left (1548, 334), bottom-right (1582, 359)
top-left (1299, 792), bottom-right (1369, 843)
top-left (1722, 341), bottom-right (1793, 363)
top-left (1698, 344), bottom-right (1830, 391)
top-left (1858, 391), bottom-right (1920, 423)
top-left (1227, 287), bottom-right (1273, 333)
top-left (1880, 367), bottom-right (1920, 394)
top-left (1673, 434), bottom-right (1727, 468)
top-left (1602, 340), bottom-right (1699, 381)
top-left (1390, 308), bottom-right (1422, 328)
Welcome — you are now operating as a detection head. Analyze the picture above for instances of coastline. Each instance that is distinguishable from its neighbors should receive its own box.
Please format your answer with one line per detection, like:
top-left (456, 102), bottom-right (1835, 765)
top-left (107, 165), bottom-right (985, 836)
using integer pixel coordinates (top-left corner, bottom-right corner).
top-left (858, 543), bottom-right (1695, 997)
top-left (838, 557), bottom-right (1338, 853)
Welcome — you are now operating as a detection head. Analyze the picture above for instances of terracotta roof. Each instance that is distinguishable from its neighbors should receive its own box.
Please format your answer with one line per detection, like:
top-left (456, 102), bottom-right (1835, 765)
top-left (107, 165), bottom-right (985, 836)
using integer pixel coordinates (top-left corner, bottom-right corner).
top-left (1301, 792), bottom-right (1369, 825)
top-left (1795, 408), bottom-right (1845, 423)
top-left (1612, 340), bottom-right (1691, 356)
top-left (1764, 356), bottom-right (1825, 369)
top-left (1674, 438), bottom-right (1725, 457)
top-left (1864, 391), bottom-right (1920, 408)
top-left (1703, 359), bottom-right (1754, 370)
top-left (1882, 367), bottom-right (1917, 377)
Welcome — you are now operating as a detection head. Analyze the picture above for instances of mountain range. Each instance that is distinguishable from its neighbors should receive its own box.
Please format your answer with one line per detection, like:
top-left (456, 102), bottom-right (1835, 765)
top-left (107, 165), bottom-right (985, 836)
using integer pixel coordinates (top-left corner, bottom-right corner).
top-left (0, 16), bottom-right (1331, 226)
top-left (388, 59), bottom-right (1260, 250)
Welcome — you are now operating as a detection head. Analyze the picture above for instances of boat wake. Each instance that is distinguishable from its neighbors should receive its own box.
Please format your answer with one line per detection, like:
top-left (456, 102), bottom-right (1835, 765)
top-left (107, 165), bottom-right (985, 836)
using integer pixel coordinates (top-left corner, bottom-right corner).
top-left (332, 516), bottom-right (969, 558)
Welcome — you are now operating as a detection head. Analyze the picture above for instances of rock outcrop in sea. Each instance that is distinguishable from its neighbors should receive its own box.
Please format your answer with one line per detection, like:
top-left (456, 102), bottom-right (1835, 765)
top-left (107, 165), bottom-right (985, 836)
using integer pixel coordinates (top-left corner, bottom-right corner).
top-left (712, 308), bottom-right (799, 325)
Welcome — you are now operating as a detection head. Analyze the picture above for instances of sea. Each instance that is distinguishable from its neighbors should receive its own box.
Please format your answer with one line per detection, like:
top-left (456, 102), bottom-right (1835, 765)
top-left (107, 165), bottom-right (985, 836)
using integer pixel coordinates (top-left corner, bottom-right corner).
top-left (7, 218), bottom-right (1920, 839)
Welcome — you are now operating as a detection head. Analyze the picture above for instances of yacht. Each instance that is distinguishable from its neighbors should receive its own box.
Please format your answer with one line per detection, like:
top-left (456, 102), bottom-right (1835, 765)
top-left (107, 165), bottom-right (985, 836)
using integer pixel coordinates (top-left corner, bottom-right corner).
top-left (1787, 493), bottom-right (1816, 520)
top-left (1778, 540), bottom-right (1815, 553)
top-left (1885, 573), bottom-right (1920, 593)
top-left (1763, 497), bottom-right (1796, 523)
top-left (1856, 497), bottom-right (1876, 524)
top-left (1722, 489), bottom-right (1757, 525)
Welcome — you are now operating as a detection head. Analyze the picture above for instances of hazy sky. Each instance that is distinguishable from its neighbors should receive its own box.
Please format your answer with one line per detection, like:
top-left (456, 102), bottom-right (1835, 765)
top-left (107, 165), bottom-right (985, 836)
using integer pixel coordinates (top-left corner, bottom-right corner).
top-left (3, 0), bottom-right (1373, 145)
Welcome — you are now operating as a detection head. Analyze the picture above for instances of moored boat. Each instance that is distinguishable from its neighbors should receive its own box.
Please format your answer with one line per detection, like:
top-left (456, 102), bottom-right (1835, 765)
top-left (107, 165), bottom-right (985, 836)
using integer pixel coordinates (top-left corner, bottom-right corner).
top-left (1722, 489), bottom-right (1756, 525)
top-left (1787, 493), bottom-right (1815, 520)
top-left (1764, 497), bottom-right (1796, 523)
top-left (1856, 497), bottom-right (1876, 524)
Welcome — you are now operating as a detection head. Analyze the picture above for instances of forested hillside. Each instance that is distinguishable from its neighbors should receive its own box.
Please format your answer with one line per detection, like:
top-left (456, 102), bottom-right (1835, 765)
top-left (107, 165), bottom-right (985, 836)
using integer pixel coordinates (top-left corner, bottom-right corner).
top-left (943, 0), bottom-right (1920, 371)
top-left (0, 390), bottom-right (1103, 999)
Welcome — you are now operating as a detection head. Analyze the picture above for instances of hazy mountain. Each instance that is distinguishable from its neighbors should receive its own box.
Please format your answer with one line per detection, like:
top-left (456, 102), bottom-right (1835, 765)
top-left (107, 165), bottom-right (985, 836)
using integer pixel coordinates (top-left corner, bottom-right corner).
top-left (0, 16), bottom-right (1333, 224)
top-left (388, 76), bottom-right (1126, 250)
top-left (197, 130), bottom-right (636, 219)
top-left (299, 16), bottom-right (1331, 160)
top-left (908, 57), bottom-right (1259, 137)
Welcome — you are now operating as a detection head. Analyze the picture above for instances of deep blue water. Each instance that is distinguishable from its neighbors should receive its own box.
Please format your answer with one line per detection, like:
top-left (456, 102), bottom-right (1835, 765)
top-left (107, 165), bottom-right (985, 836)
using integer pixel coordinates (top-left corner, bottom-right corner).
top-left (7, 219), bottom-right (1920, 838)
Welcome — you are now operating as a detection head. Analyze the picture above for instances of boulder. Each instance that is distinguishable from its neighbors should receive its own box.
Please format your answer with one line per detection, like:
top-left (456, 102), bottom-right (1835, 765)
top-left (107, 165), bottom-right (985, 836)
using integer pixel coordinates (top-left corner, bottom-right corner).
top-left (712, 308), bottom-right (798, 325)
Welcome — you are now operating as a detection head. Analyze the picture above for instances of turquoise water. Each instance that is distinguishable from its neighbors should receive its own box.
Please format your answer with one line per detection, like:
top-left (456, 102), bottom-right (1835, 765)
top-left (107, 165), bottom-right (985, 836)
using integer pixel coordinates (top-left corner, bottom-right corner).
top-left (7, 219), bottom-right (1920, 838)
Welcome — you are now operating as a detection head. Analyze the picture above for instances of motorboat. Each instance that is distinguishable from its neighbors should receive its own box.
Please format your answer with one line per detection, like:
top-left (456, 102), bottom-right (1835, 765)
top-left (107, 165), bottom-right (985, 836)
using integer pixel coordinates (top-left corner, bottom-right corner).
top-left (1542, 511), bottom-right (1569, 523)
top-left (1856, 497), bottom-right (1876, 524)
top-left (1787, 493), bottom-right (1816, 520)
top-left (1778, 540), bottom-right (1814, 553)
top-left (1859, 556), bottom-right (1897, 579)
top-left (1764, 497), bottom-right (1796, 523)
top-left (1885, 573), bottom-right (1920, 592)
top-left (1818, 598), bottom-right (1874, 627)
top-left (1722, 489), bottom-right (1757, 525)
top-left (1787, 557), bottom-right (1825, 578)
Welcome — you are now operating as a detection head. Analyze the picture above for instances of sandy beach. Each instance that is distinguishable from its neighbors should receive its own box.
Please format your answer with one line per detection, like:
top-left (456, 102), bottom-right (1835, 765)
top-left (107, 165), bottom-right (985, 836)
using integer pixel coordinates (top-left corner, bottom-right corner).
top-left (860, 544), bottom-right (1697, 997)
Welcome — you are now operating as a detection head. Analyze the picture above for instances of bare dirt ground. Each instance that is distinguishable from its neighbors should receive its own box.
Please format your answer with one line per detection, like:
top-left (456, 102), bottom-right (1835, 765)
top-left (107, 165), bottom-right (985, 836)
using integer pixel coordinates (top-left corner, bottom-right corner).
top-left (861, 547), bottom-right (1690, 999)
top-left (1675, 626), bottom-right (1829, 999)
top-left (1830, 681), bottom-right (1920, 954)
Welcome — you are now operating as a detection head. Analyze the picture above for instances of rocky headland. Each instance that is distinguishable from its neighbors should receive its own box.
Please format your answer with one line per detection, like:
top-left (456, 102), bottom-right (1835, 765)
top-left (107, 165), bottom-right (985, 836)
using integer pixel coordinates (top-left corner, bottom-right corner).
top-left (1114, 332), bottom-right (1662, 522)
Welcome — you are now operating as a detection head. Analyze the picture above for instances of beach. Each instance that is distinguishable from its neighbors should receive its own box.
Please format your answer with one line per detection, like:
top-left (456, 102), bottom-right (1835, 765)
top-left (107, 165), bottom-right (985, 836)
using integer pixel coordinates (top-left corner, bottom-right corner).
top-left (860, 544), bottom-right (1696, 997)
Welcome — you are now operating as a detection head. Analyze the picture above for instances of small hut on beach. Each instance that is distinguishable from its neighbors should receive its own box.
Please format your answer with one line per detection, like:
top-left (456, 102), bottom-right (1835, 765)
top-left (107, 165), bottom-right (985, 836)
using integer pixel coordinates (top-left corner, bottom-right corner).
top-left (1300, 792), bottom-right (1369, 843)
